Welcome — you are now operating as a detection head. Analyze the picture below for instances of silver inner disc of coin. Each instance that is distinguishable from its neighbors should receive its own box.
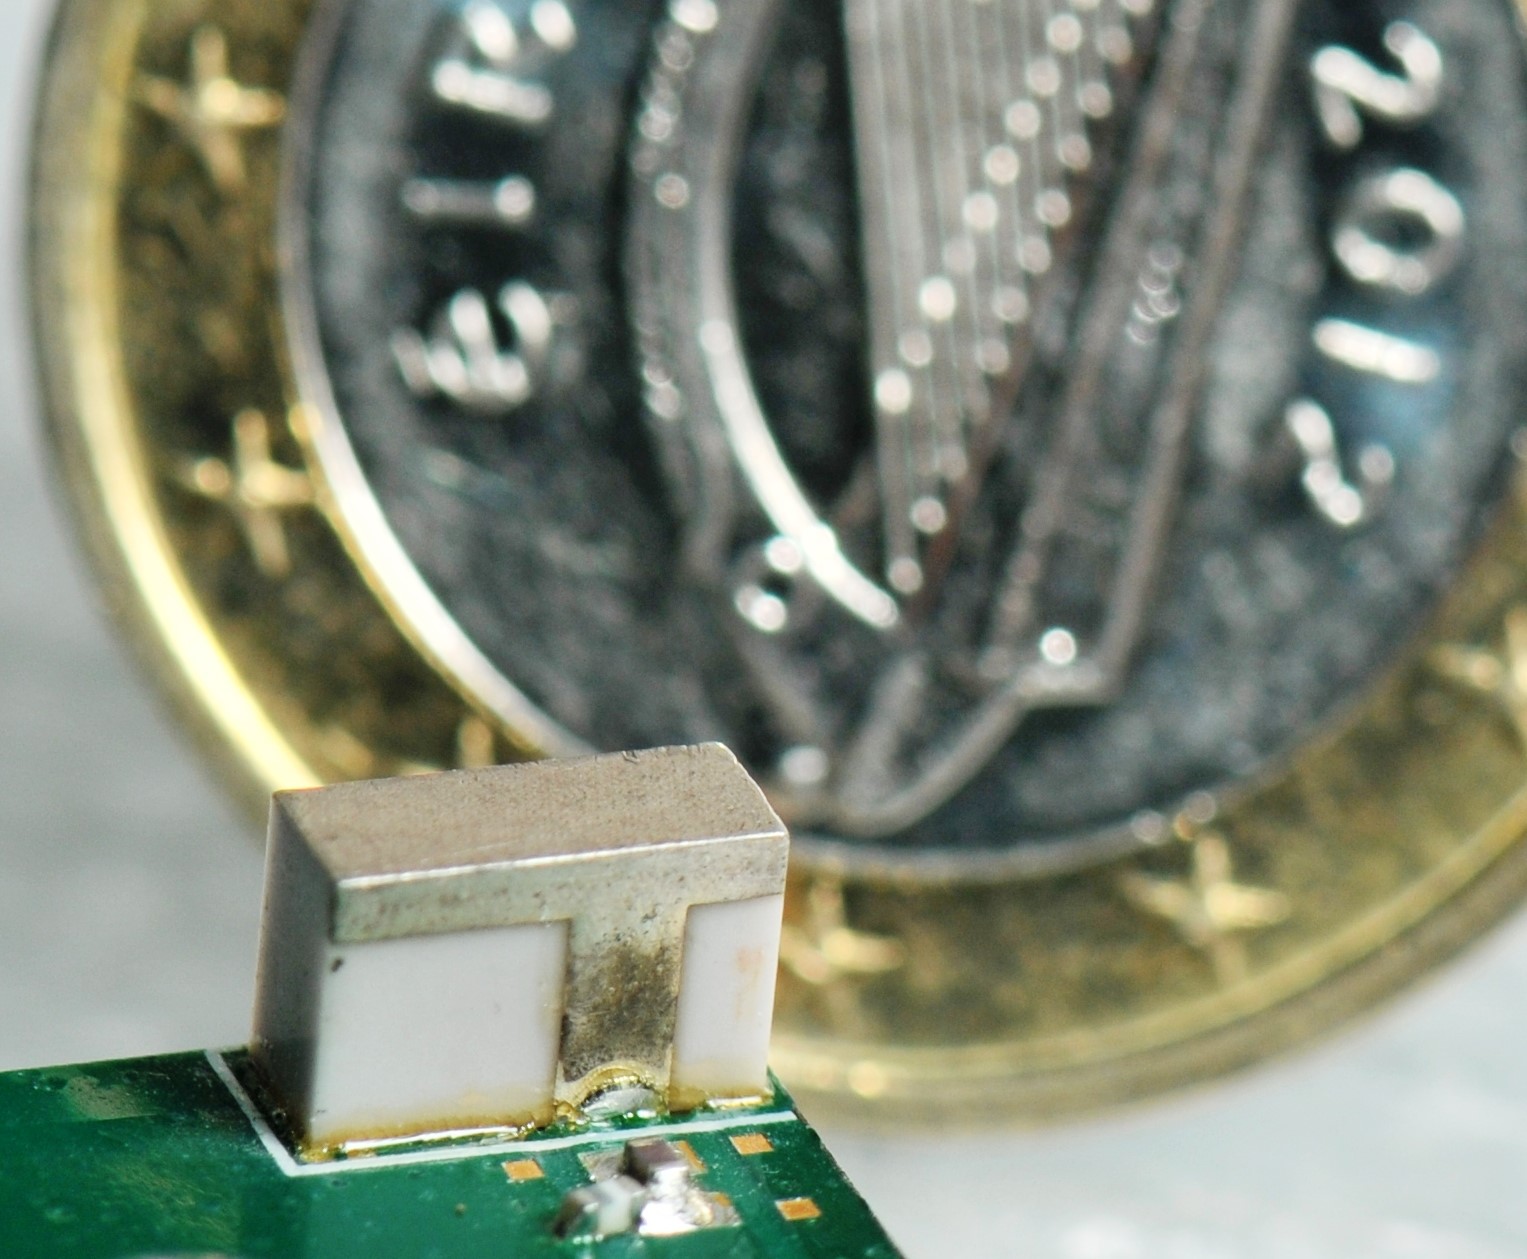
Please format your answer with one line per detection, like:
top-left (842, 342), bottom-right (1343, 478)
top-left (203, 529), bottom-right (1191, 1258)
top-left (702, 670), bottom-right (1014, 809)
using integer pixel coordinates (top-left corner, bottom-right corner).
top-left (282, 0), bottom-right (1527, 876)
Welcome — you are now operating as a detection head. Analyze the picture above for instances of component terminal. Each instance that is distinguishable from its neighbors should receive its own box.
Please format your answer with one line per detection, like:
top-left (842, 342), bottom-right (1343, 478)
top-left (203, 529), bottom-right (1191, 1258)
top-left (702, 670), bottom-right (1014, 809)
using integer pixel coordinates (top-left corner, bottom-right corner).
top-left (249, 744), bottom-right (788, 1154)
top-left (554, 1136), bottom-right (738, 1241)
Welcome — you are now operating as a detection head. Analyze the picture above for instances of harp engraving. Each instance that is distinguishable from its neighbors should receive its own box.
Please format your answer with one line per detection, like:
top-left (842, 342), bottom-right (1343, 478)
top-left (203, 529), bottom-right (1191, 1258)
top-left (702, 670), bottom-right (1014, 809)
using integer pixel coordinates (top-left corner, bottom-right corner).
top-left (628, 0), bottom-right (1300, 836)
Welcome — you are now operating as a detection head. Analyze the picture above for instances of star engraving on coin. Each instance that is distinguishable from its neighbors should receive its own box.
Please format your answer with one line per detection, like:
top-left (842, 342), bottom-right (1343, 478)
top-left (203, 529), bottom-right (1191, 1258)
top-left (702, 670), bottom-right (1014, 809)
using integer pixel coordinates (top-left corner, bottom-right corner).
top-left (780, 876), bottom-right (906, 988)
top-left (1119, 830), bottom-right (1292, 986)
top-left (780, 875), bottom-right (906, 1035)
top-left (455, 714), bottom-right (498, 769)
top-left (177, 408), bottom-right (314, 580)
top-left (134, 27), bottom-right (286, 196)
top-left (1429, 607), bottom-right (1527, 753)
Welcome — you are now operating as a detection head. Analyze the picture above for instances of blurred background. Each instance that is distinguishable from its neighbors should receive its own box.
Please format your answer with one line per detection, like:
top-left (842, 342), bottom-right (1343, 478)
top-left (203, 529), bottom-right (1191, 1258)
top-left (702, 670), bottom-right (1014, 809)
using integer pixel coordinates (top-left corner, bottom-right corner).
top-left (4, 2), bottom-right (1527, 1255)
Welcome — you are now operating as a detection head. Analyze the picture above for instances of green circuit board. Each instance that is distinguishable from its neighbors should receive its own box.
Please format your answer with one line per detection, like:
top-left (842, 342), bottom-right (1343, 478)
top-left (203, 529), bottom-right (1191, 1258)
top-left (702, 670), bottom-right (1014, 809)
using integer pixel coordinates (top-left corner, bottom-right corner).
top-left (0, 1050), bottom-right (901, 1258)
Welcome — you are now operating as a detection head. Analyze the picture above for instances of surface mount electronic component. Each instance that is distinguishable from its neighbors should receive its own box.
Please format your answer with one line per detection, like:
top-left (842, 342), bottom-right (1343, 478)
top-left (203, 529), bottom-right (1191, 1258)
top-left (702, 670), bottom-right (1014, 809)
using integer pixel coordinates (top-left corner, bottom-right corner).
top-left (253, 743), bottom-right (788, 1152)
top-left (0, 746), bottom-right (900, 1256)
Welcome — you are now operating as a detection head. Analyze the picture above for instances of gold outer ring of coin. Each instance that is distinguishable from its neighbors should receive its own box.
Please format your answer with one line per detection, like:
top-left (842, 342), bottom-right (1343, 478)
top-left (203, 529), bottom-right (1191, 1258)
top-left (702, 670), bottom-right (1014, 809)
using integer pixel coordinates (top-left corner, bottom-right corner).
top-left (29, 0), bottom-right (1527, 1125)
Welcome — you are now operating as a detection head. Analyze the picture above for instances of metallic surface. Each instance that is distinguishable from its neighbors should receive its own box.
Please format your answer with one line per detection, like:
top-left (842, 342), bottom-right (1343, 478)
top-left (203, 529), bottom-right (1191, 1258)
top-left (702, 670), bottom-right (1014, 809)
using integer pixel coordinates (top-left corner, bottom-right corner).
top-left (255, 745), bottom-right (787, 1139)
top-left (273, 746), bottom-right (786, 944)
top-left (289, 0), bottom-right (1527, 875)
top-left (9, 5), bottom-right (1527, 1253)
top-left (26, 0), bottom-right (1527, 1125)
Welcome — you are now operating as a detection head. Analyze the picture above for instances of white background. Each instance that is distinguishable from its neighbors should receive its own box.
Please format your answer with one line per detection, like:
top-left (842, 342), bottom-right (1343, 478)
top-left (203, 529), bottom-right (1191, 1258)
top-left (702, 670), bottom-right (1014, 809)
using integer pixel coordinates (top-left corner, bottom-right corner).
top-left (3, 2), bottom-right (1527, 1254)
